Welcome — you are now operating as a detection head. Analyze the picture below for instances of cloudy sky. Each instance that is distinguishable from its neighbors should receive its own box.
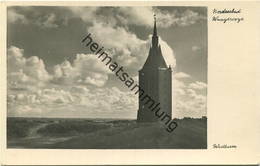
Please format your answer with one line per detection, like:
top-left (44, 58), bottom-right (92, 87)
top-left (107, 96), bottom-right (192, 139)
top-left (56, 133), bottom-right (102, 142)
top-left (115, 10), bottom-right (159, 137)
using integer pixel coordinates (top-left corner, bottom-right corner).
top-left (7, 6), bottom-right (207, 119)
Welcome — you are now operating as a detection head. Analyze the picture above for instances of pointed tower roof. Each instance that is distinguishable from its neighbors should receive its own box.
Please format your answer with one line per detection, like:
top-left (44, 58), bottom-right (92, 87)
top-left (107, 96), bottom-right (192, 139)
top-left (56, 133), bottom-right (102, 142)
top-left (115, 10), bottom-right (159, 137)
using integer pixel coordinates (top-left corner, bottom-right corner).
top-left (153, 14), bottom-right (157, 37)
top-left (141, 14), bottom-right (167, 71)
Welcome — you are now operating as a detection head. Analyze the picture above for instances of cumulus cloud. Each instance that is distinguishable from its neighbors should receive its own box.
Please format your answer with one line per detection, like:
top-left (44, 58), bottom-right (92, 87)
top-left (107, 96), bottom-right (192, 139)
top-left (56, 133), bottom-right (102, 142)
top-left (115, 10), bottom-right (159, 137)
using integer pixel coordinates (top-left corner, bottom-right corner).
top-left (8, 88), bottom-right (74, 105)
top-left (117, 7), bottom-right (205, 28)
top-left (174, 86), bottom-right (207, 118)
top-left (189, 81), bottom-right (207, 90)
top-left (175, 88), bottom-right (186, 96)
top-left (159, 37), bottom-right (176, 67)
top-left (88, 22), bottom-right (148, 70)
top-left (78, 87), bottom-right (138, 113)
top-left (53, 54), bottom-right (111, 87)
top-left (157, 9), bottom-right (205, 28)
top-left (7, 45), bottom-right (138, 117)
top-left (172, 71), bottom-right (207, 118)
top-left (67, 7), bottom-right (99, 23)
top-left (8, 105), bottom-right (44, 117)
top-left (7, 6), bottom-right (207, 119)
top-left (70, 86), bottom-right (90, 94)
top-left (116, 7), bottom-right (154, 26)
top-left (36, 13), bottom-right (59, 28)
top-left (37, 88), bottom-right (74, 104)
top-left (8, 6), bottom-right (206, 29)
top-left (118, 7), bottom-right (205, 28)
top-left (7, 46), bottom-right (112, 90)
top-left (175, 96), bottom-right (206, 118)
top-left (87, 22), bottom-right (176, 73)
top-left (67, 7), bottom-right (205, 28)
top-left (8, 86), bottom-right (138, 118)
top-left (67, 7), bottom-right (154, 27)
top-left (173, 78), bottom-right (186, 89)
top-left (173, 77), bottom-right (207, 118)
top-left (8, 9), bottom-right (28, 24)
top-left (7, 45), bottom-right (206, 118)
top-left (7, 46), bottom-right (51, 90)
top-left (8, 8), bottom-right (60, 28)
top-left (174, 72), bottom-right (191, 79)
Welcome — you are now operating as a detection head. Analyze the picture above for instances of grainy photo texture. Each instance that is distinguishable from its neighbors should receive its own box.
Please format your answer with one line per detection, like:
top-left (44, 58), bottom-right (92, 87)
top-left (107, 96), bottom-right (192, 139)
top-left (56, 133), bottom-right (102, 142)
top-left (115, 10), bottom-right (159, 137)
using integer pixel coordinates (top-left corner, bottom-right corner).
top-left (7, 6), bottom-right (207, 149)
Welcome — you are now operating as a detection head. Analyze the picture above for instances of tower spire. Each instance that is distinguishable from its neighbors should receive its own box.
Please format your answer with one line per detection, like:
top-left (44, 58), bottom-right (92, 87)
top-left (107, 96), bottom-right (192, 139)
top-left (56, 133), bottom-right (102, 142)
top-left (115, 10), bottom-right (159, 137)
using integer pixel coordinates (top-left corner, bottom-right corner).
top-left (153, 14), bottom-right (157, 36)
top-left (152, 14), bottom-right (158, 48)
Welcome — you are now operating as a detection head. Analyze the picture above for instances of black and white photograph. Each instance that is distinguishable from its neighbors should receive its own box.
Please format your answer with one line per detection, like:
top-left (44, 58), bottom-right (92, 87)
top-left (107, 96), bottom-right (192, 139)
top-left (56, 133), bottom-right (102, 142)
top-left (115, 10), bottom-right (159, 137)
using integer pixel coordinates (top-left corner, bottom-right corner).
top-left (7, 6), bottom-right (208, 149)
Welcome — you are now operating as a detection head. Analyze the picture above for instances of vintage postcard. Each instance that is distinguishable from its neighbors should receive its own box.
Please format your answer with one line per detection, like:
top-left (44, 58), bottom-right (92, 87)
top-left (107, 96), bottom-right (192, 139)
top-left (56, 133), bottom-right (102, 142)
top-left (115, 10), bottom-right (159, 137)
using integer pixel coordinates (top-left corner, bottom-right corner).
top-left (0, 0), bottom-right (259, 165)
top-left (6, 5), bottom-right (207, 149)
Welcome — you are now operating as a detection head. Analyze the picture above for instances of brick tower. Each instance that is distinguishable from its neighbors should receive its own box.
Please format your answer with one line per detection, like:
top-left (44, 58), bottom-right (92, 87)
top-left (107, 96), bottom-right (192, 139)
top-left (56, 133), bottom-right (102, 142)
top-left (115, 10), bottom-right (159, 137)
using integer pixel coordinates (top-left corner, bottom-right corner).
top-left (137, 15), bottom-right (172, 122)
